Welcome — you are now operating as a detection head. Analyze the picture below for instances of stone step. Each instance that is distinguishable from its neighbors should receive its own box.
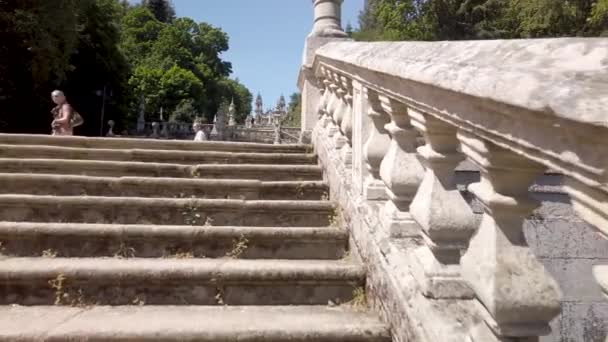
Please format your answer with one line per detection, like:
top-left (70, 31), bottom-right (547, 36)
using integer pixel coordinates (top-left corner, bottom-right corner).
top-left (0, 144), bottom-right (317, 165)
top-left (0, 158), bottom-right (324, 180)
top-left (0, 222), bottom-right (347, 259)
top-left (0, 306), bottom-right (390, 342)
top-left (0, 173), bottom-right (328, 200)
top-left (0, 133), bottom-right (311, 153)
top-left (0, 195), bottom-right (335, 226)
top-left (0, 258), bottom-right (364, 306)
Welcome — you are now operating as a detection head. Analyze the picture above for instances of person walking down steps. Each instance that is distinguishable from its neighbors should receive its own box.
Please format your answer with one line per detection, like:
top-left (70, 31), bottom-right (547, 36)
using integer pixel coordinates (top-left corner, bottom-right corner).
top-left (50, 90), bottom-right (83, 136)
top-left (193, 118), bottom-right (207, 141)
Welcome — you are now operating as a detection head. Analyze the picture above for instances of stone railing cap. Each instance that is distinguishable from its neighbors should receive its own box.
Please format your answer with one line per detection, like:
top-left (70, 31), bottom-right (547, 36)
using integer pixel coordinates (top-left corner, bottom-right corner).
top-left (315, 38), bottom-right (608, 127)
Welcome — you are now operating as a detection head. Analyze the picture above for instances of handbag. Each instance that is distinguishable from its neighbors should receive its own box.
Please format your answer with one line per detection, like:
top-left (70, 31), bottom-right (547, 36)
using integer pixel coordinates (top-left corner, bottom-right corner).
top-left (70, 111), bottom-right (84, 128)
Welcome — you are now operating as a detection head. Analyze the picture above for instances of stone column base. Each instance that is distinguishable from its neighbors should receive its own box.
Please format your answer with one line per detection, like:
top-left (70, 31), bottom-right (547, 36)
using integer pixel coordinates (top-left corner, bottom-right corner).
top-left (410, 243), bottom-right (474, 299)
top-left (380, 200), bottom-right (419, 238)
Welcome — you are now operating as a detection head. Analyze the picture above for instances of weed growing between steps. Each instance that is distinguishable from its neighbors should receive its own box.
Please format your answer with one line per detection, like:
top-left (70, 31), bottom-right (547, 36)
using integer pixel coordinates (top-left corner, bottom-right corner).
top-left (114, 242), bottom-right (136, 258)
top-left (215, 286), bottom-right (226, 305)
top-left (166, 251), bottom-right (195, 259)
top-left (42, 249), bottom-right (58, 258)
top-left (321, 191), bottom-right (330, 201)
top-left (131, 296), bottom-right (146, 306)
top-left (295, 183), bottom-right (306, 199)
top-left (48, 274), bottom-right (89, 307)
top-left (328, 208), bottom-right (344, 228)
top-left (346, 287), bottom-right (367, 310)
top-left (191, 169), bottom-right (201, 178)
top-left (226, 234), bottom-right (249, 258)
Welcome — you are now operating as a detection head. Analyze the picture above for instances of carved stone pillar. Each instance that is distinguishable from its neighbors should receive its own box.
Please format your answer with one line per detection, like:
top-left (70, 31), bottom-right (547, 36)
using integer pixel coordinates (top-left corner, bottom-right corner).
top-left (339, 77), bottom-right (353, 169)
top-left (363, 89), bottom-right (390, 201)
top-left (316, 76), bottom-right (331, 130)
top-left (331, 73), bottom-right (347, 151)
top-left (458, 131), bottom-right (561, 340)
top-left (325, 75), bottom-right (340, 143)
top-left (309, 0), bottom-right (347, 38)
top-left (408, 110), bottom-right (476, 299)
top-left (378, 95), bottom-right (425, 237)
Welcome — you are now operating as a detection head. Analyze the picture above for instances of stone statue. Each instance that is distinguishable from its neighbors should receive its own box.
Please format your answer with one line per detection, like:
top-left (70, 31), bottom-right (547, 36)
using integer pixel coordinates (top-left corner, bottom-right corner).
top-left (151, 122), bottom-right (159, 139)
top-left (106, 120), bottom-right (115, 137)
top-left (228, 98), bottom-right (237, 126)
top-left (273, 114), bottom-right (282, 145)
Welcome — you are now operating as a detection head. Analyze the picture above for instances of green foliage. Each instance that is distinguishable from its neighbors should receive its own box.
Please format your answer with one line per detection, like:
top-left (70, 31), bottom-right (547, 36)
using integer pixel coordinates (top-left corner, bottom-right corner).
top-left (142, 0), bottom-right (175, 23)
top-left (285, 92), bottom-right (302, 128)
top-left (355, 0), bottom-right (608, 41)
top-left (122, 6), bottom-right (244, 124)
top-left (170, 99), bottom-right (197, 123)
top-left (218, 78), bottom-right (252, 124)
top-left (0, 0), bottom-right (130, 134)
top-left (0, 0), bottom-right (252, 134)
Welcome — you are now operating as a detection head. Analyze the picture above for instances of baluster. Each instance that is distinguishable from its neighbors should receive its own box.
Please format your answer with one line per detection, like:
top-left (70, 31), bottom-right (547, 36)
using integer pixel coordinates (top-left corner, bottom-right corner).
top-left (378, 95), bottom-right (425, 237)
top-left (316, 71), bottom-right (329, 131)
top-left (408, 110), bottom-right (476, 299)
top-left (331, 73), bottom-right (347, 152)
top-left (340, 76), bottom-right (353, 169)
top-left (363, 89), bottom-right (391, 201)
top-left (457, 131), bottom-right (561, 341)
top-left (563, 178), bottom-right (608, 342)
top-left (325, 73), bottom-right (340, 144)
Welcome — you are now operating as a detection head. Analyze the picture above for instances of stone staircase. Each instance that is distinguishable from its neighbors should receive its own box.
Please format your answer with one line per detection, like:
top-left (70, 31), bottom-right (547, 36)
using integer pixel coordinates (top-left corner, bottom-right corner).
top-left (0, 134), bottom-right (390, 341)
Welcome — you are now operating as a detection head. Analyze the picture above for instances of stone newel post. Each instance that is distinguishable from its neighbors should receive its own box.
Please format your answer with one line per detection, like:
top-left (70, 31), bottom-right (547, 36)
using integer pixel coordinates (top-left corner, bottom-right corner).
top-left (298, 0), bottom-right (350, 141)
top-left (310, 0), bottom-right (348, 38)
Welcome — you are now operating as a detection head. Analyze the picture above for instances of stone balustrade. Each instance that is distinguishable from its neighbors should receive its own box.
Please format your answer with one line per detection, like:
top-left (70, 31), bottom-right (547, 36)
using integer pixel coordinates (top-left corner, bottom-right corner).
top-left (301, 34), bottom-right (608, 342)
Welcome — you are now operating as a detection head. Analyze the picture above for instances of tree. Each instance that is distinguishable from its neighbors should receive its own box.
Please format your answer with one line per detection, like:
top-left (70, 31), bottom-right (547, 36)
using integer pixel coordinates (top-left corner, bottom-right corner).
top-left (121, 6), bottom-right (244, 124)
top-left (142, 0), bottom-right (175, 23)
top-left (345, 22), bottom-right (354, 37)
top-left (218, 78), bottom-right (253, 124)
top-left (0, 0), bottom-right (130, 134)
top-left (354, 0), bottom-right (608, 41)
top-left (285, 92), bottom-right (302, 128)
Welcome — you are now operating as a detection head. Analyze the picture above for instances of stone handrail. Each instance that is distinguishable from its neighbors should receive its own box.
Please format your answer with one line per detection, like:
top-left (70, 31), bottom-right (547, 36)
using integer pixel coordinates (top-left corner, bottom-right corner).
top-left (303, 36), bottom-right (608, 342)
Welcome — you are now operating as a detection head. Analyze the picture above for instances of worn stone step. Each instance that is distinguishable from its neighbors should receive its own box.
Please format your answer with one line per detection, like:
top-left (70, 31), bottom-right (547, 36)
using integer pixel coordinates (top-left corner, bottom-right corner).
top-left (0, 144), bottom-right (317, 165)
top-left (0, 305), bottom-right (390, 342)
top-left (0, 174), bottom-right (328, 200)
top-left (0, 258), bottom-right (364, 306)
top-left (0, 195), bottom-right (335, 226)
top-left (0, 158), bottom-right (324, 180)
top-left (0, 133), bottom-right (311, 154)
top-left (0, 222), bottom-right (347, 259)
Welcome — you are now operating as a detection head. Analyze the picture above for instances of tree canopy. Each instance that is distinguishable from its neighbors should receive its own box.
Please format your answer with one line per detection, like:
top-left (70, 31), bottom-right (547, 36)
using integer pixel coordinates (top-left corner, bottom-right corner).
top-left (0, 0), bottom-right (252, 134)
top-left (354, 0), bottom-right (608, 41)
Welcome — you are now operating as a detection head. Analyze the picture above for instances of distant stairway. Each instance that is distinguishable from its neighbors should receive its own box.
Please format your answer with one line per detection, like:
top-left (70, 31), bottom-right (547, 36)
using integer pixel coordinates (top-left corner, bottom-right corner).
top-left (0, 134), bottom-right (390, 342)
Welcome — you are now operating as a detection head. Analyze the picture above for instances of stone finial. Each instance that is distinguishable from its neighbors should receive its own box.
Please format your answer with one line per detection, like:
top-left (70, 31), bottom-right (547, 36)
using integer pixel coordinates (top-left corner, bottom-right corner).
top-left (151, 122), bottom-right (159, 139)
top-left (106, 120), bottom-right (116, 137)
top-left (310, 0), bottom-right (348, 38)
top-left (228, 98), bottom-right (237, 126)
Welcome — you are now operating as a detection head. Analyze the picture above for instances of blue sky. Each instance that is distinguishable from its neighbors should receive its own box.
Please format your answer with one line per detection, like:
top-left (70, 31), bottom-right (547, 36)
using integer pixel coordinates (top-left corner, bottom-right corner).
top-left (169, 0), bottom-right (365, 110)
